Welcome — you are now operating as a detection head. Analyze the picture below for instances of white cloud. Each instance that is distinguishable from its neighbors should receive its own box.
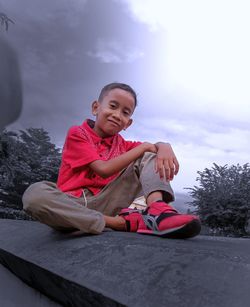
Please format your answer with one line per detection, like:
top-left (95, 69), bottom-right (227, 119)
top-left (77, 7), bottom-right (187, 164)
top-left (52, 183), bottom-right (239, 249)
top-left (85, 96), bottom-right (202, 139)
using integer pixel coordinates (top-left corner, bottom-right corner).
top-left (87, 38), bottom-right (144, 63)
top-left (120, 0), bottom-right (168, 32)
top-left (123, 0), bottom-right (250, 122)
top-left (204, 128), bottom-right (250, 153)
top-left (130, 117), bottom-right (249, 157)
top-left (172, 137), bottom-right (250, 192)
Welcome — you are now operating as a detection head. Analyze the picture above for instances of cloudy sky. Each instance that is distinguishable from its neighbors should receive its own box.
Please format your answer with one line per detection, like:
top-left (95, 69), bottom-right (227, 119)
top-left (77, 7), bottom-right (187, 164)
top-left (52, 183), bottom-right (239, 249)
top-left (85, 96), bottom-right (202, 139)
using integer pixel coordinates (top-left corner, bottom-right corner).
top-left (1, 0), bottom-right (250, 193)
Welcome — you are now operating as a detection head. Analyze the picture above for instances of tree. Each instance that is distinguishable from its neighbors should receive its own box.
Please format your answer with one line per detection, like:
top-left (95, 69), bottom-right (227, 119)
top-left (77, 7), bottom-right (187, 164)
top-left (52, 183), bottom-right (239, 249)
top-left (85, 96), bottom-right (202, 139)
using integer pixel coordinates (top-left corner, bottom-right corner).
top-left (187, 163), bottom-right (250, 236)
top-left (0, 128), bottom-right (61, 210)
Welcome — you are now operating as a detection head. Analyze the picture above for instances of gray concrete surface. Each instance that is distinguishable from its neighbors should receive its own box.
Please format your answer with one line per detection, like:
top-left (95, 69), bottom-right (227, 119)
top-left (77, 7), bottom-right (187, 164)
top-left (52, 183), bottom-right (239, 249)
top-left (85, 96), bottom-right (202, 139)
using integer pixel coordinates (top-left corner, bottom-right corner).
top-left (0, 219), bottom-right (250, 307)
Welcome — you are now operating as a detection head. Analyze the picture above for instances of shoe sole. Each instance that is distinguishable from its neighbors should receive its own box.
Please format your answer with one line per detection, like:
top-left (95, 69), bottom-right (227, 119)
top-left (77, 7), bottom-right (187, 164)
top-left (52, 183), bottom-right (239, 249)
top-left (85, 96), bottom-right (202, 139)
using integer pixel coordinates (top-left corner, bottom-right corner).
top-left (137, 219), bottom-right (201, 239)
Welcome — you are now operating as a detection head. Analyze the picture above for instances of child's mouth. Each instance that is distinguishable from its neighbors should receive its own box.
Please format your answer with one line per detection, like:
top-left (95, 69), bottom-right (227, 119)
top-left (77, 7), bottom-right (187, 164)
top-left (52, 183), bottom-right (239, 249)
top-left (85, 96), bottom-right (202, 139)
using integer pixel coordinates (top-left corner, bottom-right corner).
top-left (108, 120), bottom-right (120, 127)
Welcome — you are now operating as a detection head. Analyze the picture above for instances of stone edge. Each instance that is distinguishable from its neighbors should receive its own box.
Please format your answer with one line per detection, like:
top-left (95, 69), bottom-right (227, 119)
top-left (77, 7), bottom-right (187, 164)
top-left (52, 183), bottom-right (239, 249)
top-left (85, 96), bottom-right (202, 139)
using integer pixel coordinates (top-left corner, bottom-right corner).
top-left (0, 248), bottom-right (125, 307)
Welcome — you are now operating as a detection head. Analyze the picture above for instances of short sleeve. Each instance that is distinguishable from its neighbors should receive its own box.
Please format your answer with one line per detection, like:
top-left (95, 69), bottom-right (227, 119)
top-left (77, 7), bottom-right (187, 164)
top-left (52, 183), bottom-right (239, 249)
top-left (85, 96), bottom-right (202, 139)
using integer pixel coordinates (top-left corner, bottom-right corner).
top-left (62, 126), bottom-right (100, 169)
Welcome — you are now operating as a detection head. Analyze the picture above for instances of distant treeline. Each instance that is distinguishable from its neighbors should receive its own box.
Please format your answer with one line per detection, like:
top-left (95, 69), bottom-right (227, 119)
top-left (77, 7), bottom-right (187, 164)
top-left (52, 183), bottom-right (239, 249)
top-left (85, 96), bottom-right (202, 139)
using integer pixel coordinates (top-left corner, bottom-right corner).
top-left (0, 128), bottom-right (61, 219)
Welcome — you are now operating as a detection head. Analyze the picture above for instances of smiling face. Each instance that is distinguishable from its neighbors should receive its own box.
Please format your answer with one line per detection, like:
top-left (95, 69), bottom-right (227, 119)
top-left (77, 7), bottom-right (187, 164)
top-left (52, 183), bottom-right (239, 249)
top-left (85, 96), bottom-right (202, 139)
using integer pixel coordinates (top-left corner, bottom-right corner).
top-left (92, 88), bottom-right (135, 138)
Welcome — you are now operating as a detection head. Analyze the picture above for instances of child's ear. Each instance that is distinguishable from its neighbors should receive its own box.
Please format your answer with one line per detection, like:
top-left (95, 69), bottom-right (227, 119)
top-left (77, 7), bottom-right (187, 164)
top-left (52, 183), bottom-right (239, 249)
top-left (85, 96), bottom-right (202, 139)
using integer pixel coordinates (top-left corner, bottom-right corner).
top-left (124, 118), bottom-right (133, 130)
top-left (92, 100), bottom-right (99, 116)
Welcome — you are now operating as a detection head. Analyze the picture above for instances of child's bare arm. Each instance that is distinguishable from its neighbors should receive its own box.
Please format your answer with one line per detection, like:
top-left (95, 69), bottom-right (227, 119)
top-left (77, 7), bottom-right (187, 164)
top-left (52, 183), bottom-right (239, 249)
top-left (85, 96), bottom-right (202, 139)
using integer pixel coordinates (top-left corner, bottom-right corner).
top-left (154, 142), bottom-right (179, 181)
top-left (89, 142), bottom-right (156, 178)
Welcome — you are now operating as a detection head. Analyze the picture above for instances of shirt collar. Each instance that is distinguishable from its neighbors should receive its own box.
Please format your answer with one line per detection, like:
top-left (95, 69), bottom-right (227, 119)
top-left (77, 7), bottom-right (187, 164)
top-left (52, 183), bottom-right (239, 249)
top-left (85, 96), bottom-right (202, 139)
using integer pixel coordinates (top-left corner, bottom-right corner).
top-left (81, 119), bottom-right (115, 146)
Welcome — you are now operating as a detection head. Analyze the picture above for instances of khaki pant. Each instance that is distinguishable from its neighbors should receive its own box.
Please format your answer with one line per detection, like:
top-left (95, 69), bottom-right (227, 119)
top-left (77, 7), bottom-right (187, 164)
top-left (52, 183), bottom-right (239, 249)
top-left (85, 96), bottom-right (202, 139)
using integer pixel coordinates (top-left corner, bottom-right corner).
top-left (22, 153), bottom-right (174, 234)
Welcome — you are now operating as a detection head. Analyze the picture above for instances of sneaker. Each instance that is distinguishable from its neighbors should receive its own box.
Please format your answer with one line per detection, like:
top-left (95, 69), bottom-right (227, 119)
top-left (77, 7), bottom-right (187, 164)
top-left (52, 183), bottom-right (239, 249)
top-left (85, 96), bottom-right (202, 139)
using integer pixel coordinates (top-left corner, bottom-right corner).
top-left (119, 207), bottom-right (143, 232)
top-left (119, 201), bottom-right (201, 239)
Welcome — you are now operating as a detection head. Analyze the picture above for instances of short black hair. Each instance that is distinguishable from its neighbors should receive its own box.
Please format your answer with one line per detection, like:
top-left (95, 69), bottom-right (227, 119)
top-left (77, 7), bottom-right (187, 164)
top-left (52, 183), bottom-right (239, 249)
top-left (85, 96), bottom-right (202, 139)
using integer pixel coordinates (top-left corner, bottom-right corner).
top-left (98, 82), bottom-right (137, 108)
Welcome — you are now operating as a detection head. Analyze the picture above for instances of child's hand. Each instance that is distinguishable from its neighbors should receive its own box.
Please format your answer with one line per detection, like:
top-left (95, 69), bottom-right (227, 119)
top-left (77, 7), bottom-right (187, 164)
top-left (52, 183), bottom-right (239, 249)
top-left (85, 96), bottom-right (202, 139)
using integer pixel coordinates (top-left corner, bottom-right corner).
top-left (142, 142), bottom-right (157, 153)
top-left (154, 142), bottom-right (179, 181)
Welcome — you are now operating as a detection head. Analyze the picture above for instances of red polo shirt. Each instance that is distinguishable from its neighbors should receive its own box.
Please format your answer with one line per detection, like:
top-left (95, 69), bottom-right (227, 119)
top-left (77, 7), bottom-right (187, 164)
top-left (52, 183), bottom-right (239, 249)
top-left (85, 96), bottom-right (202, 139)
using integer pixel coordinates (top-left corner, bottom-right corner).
top-left (57, 119), bottom-right (142, 197)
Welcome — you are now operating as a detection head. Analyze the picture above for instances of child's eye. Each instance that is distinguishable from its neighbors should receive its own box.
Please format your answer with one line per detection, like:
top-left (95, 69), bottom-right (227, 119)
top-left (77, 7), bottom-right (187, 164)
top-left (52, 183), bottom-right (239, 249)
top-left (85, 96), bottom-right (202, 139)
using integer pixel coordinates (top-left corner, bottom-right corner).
top-left (110, 104), bottom-right (116, 109)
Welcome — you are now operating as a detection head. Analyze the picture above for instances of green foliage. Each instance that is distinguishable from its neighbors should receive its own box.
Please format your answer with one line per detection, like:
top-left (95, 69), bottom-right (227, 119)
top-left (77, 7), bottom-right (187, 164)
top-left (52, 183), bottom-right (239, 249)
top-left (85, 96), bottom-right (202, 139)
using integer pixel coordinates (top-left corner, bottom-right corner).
top-left (187, 163), bottom-right (250, 236)
top-left (0, 128), bottom-right (61, 210)
top-left (0, 13), bottom-right (14, 31)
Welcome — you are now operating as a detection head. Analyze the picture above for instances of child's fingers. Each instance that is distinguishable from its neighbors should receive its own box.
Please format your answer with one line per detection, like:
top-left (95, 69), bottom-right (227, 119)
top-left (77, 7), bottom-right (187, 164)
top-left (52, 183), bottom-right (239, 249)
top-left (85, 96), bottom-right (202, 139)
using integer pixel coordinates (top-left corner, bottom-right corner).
top-left (156, 156), bottom-right (178, 180)
top-left (154, 158), bottom-right (158, 173)
top-left (156, 158), bottom-right (164, 178)
top-left (167, 159), bottom-right (175, 180)
top-left (163, 160), bottom-right (171, 181)
top-left (173, 157), bottom-right (179, 175)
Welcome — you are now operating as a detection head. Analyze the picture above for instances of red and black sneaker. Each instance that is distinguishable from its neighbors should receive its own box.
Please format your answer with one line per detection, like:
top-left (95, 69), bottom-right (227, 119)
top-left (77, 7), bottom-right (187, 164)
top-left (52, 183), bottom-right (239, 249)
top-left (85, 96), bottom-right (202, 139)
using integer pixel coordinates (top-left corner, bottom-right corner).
top-left (119, 208), bottom-right (143, 232)
top-left (119, 201), bottom-right (201, 239)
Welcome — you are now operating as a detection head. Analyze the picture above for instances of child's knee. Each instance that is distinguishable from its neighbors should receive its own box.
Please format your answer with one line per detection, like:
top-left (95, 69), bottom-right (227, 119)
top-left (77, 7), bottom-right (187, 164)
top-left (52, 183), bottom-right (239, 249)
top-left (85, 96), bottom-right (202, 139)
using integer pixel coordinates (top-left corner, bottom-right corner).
top-left (141, 152), bottom-right (157, 164)
top-left (22, 181), bottom-right (48, 213)
top-left (143, 152), bottom-right (156, 159)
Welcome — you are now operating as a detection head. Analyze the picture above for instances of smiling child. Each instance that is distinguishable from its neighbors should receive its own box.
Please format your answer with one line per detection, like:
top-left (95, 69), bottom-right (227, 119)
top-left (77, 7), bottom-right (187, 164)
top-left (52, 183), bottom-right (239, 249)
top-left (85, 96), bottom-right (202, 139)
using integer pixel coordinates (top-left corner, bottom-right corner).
top-left (23, 83), bottom-right (201, 238)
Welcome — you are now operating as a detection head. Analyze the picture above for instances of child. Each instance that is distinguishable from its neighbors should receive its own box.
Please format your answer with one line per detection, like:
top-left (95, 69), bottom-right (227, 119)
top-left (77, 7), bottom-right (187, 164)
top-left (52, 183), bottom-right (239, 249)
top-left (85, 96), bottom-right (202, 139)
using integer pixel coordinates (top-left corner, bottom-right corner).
top-left (23, 83), bottom-right (201, 238)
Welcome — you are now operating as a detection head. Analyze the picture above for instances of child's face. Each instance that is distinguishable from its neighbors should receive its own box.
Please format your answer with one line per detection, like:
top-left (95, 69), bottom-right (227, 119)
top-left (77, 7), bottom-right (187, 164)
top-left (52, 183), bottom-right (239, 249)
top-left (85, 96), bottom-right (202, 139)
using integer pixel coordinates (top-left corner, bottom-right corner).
top-left (92, 88), bottom-right (135, 138)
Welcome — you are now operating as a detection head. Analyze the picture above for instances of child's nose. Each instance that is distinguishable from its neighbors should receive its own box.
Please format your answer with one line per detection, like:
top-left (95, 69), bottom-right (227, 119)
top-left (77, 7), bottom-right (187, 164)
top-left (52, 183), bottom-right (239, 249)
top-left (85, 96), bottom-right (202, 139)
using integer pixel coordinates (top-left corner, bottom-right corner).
top-left (112, 110), bottom-right (122, 120)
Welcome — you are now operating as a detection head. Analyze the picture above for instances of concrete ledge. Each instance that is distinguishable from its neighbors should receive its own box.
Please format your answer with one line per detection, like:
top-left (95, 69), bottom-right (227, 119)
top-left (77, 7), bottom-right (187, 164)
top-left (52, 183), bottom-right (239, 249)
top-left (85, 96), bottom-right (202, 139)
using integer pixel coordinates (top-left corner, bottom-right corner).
top-left (0, 220), bottom-right (250, 307)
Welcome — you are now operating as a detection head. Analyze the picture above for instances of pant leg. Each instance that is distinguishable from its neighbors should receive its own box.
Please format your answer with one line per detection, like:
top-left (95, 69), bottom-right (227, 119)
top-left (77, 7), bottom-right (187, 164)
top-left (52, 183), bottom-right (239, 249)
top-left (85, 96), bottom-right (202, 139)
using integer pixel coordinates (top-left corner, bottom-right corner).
top-left (139, 152), bottom-right (174, 202)
top-left (86, 152), bottom-right (175, 217)
top-left (22, 181), bottom-right (105, 234)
